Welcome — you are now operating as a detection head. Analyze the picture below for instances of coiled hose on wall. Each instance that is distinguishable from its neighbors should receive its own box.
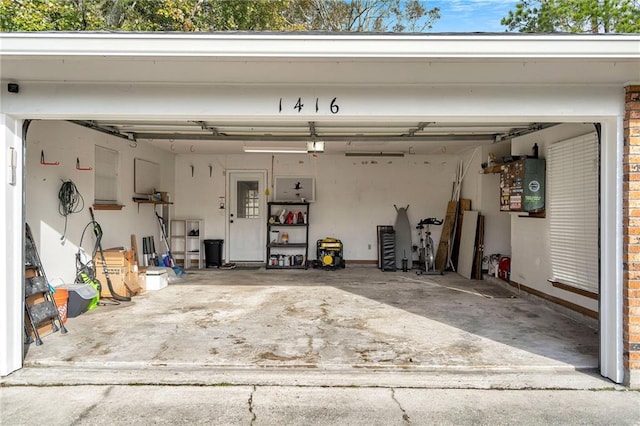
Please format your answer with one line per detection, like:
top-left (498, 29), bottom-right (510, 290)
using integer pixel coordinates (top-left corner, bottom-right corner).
top-left (58, 180), bottom-right (84, 241)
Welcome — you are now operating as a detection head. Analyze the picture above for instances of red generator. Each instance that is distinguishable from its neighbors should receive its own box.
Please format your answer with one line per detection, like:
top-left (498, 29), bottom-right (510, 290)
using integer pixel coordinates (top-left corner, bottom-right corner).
top-left (498, 256), bottom-right (511, 282)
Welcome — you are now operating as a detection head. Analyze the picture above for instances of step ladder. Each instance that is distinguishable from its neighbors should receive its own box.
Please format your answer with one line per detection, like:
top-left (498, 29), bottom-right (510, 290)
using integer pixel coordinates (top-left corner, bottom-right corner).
top-left (24, 223), bottom-right (67, 345)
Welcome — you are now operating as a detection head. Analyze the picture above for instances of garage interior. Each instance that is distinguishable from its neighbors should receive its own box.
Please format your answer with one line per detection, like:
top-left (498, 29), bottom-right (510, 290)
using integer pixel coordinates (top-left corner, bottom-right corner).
top-left (19, 117), bottom-right (601, 384)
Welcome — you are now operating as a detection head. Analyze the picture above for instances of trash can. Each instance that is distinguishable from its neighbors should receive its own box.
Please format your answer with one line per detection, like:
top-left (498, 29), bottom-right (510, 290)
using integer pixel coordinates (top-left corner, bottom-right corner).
top-left (204, 239), bottom-right (223, 268)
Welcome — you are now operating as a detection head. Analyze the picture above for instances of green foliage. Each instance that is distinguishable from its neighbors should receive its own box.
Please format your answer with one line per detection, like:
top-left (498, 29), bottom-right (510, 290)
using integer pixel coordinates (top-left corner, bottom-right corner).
top-left (501, 0), bottom-right (640, 33)
top-left (1, 0), bottom-right (104, 31)
top-left (0, 0), bottom-right (440, 32)
top-left (287, 0), bottom-right (439, 32)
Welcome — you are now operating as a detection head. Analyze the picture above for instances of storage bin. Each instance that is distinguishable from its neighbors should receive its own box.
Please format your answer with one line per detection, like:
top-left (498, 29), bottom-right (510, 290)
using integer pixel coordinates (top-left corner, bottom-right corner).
top-left (62, 283), bottom-right (98, 318)
top-left (146, 268), bottom-right (168, 291)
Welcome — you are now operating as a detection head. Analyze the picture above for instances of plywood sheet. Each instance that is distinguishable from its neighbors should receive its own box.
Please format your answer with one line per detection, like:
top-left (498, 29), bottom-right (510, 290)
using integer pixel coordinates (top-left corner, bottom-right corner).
top-left (457, 210), bottom-right (479, 280)
top-left (435, 201), bottom-right (458, 271)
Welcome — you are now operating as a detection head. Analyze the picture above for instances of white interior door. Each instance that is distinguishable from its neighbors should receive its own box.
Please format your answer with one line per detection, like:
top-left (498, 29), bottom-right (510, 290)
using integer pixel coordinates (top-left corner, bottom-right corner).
top-left (228, 171), bottom-right (266, 262)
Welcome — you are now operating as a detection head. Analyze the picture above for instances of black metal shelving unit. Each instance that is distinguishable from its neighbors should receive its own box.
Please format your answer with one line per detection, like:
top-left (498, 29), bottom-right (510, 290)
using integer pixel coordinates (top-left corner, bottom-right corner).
top-left (266, 202), bottom-right (309, 269)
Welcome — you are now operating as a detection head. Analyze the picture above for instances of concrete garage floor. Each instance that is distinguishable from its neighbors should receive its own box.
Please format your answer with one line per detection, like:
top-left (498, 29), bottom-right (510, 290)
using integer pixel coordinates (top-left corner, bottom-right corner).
top-left (20, 266), bottom-right (600, 385)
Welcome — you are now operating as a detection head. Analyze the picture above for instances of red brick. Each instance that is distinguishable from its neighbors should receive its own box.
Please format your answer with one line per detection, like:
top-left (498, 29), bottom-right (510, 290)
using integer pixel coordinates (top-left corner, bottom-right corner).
top-left (623, 271), bottom-right (640, 281)
top-left (623, 263), bottom-right (640, 272)
top-left (626, 85), bottom-right (640, 93)
top-left (622, 146), bottom-right (640, 156)
top-left (624, 253), bottom-right (640, 263)
top-left (626, 182), bottom-right (640, 191)
top-left (623, 305), bottom-right (640, 316)
top-left (625, 246), bottom-right (640, 255)
top-left (626, 229), bottom-right (640, 237)
top-left (628, 280), bottom-right (640, 289)
top-left (623, 200), bottom-right (640, 209)
top-left (623, 217), bottom-right (640, 226)
top-left (626, 110), bottom-right (640, 120)
top-left (624, 163), bottom-right (640, 173)
top-left (626, 289), bottom-right (640, 298)
top-left (626, 101), bottom-right (640, 111)
top-left (625, 297), bottom-right (640, 307)
top-left (627, 324), bottom-right (640, 336)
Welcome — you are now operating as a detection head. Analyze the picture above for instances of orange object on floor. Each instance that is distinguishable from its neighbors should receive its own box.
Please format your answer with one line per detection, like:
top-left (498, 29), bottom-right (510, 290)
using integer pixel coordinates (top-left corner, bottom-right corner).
top-left (52, 288), bottom-right (69, 324)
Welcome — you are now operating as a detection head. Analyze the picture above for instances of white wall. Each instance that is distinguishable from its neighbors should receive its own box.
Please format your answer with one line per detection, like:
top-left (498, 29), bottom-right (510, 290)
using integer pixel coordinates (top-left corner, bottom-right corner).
top-left (174, 153), bottom-right (460, 261)
top-left (510, 123), bottom-right (598, 312)
top-left (25, 121), bottom-right (175, 284)
top-left (459, 142), bottom-right (512, 259)
top-left (481, 141), bottom-right (512, 258)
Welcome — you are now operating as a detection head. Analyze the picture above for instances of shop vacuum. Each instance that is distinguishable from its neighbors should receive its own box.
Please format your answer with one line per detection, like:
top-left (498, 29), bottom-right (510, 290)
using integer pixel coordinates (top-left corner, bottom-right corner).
top-left (315, 238), bottom-right (346, 269)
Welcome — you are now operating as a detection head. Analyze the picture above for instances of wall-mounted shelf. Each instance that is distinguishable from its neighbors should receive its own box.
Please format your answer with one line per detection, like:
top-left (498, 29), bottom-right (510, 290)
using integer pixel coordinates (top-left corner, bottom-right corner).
top-left (132, 198), bottom-right (173, 205)
top-left (482, 164), bottom-right (504, 174)
top-left (92, 204), bottom-right (125, 211)
top-left (132, 198), bottom-right (173, 212)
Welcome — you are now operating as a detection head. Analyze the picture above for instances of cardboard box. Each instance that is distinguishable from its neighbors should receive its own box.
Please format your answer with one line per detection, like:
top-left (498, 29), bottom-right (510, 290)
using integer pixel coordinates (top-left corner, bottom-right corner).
top-left (94, 249), bottom-right (142, 297)
top-left (95, 248), bottom-right (127, 267)
top-left (96, 265), bottom-right (130, 298)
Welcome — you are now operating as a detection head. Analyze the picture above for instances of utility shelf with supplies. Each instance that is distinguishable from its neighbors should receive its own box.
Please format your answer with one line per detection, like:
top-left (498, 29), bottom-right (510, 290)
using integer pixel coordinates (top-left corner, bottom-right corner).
top-left (266, 202), bottom-right (309, 269)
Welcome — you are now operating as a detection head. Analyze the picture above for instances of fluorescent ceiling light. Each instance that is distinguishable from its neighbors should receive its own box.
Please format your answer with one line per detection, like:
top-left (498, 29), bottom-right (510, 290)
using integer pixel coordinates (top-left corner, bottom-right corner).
top-left (243, 146), bottom-right (307, 154)
top-left (344, 151), bottom-right (404, 157)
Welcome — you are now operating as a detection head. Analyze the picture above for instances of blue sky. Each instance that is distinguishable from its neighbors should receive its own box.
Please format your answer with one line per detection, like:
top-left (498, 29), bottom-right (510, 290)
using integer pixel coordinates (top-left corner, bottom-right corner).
top-left (427, 0), bottom-right (520, 32)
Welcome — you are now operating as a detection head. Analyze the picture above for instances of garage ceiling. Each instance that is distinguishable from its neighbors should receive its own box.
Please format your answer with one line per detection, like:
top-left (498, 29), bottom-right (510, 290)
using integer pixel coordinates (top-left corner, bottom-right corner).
top-left (71, 119), bottom-right (554, 155)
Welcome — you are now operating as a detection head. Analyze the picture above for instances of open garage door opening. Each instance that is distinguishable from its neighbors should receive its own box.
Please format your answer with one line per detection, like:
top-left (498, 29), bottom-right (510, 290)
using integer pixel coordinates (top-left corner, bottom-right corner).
top-left (17, 117), bottom-right (601, 382)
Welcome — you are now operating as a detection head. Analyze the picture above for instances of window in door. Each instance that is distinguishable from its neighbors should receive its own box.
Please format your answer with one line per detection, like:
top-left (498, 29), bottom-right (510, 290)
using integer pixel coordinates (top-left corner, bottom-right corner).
top-left (236, 180), bottom-right (259, 219)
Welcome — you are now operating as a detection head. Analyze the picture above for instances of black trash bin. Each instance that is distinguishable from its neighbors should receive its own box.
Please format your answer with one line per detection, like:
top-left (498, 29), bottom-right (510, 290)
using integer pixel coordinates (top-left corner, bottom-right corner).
top-left (204, 239), bottom-right (223, 268)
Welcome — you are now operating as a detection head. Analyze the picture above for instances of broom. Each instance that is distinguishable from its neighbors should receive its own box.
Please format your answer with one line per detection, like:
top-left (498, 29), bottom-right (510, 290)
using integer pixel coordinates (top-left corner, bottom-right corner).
top-left (155, 211), bottom-right (186, 276)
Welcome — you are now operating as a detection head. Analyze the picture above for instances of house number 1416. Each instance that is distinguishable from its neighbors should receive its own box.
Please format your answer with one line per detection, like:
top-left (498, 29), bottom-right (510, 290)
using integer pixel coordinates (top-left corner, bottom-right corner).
top-left (279, 97), bottom-right (340, 114)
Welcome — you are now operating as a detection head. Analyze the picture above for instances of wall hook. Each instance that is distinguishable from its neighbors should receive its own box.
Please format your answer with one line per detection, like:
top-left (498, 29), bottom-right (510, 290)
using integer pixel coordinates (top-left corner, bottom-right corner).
top-left (190, 165), bottom-right (194, 177)
top-left (76, 157), bottom-right (92, 171)
top-left (209, 165), bottom-right (213, 177)
top-left (40, 150), bottom-right (59, 166)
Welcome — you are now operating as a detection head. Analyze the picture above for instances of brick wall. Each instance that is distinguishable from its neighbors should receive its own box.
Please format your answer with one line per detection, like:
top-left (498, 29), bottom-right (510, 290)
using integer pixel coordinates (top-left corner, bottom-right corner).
top-left (624, 85), bottom-right (640, 378)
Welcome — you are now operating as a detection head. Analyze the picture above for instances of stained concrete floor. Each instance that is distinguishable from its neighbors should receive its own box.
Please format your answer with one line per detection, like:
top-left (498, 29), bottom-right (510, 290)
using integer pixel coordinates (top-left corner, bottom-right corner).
top-left (22, 266), bottom-right (599, 379)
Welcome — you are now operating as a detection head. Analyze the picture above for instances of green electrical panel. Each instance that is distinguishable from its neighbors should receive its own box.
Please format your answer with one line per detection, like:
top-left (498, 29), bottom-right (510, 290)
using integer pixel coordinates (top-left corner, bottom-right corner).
top-left (499, 158), bottom-right (545, 213)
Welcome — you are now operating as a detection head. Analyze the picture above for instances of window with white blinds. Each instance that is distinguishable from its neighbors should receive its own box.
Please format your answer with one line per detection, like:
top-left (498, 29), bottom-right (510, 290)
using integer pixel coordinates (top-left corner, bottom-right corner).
top-left (548, 132), bottom-right (599, 293)
top-left (94, 145), bottom-right (119, 204)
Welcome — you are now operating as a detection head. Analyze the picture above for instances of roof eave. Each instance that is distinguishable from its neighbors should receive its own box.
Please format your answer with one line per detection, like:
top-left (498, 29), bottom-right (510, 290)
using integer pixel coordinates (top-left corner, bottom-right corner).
top-left (1, 32), bottom-right (638, 60)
